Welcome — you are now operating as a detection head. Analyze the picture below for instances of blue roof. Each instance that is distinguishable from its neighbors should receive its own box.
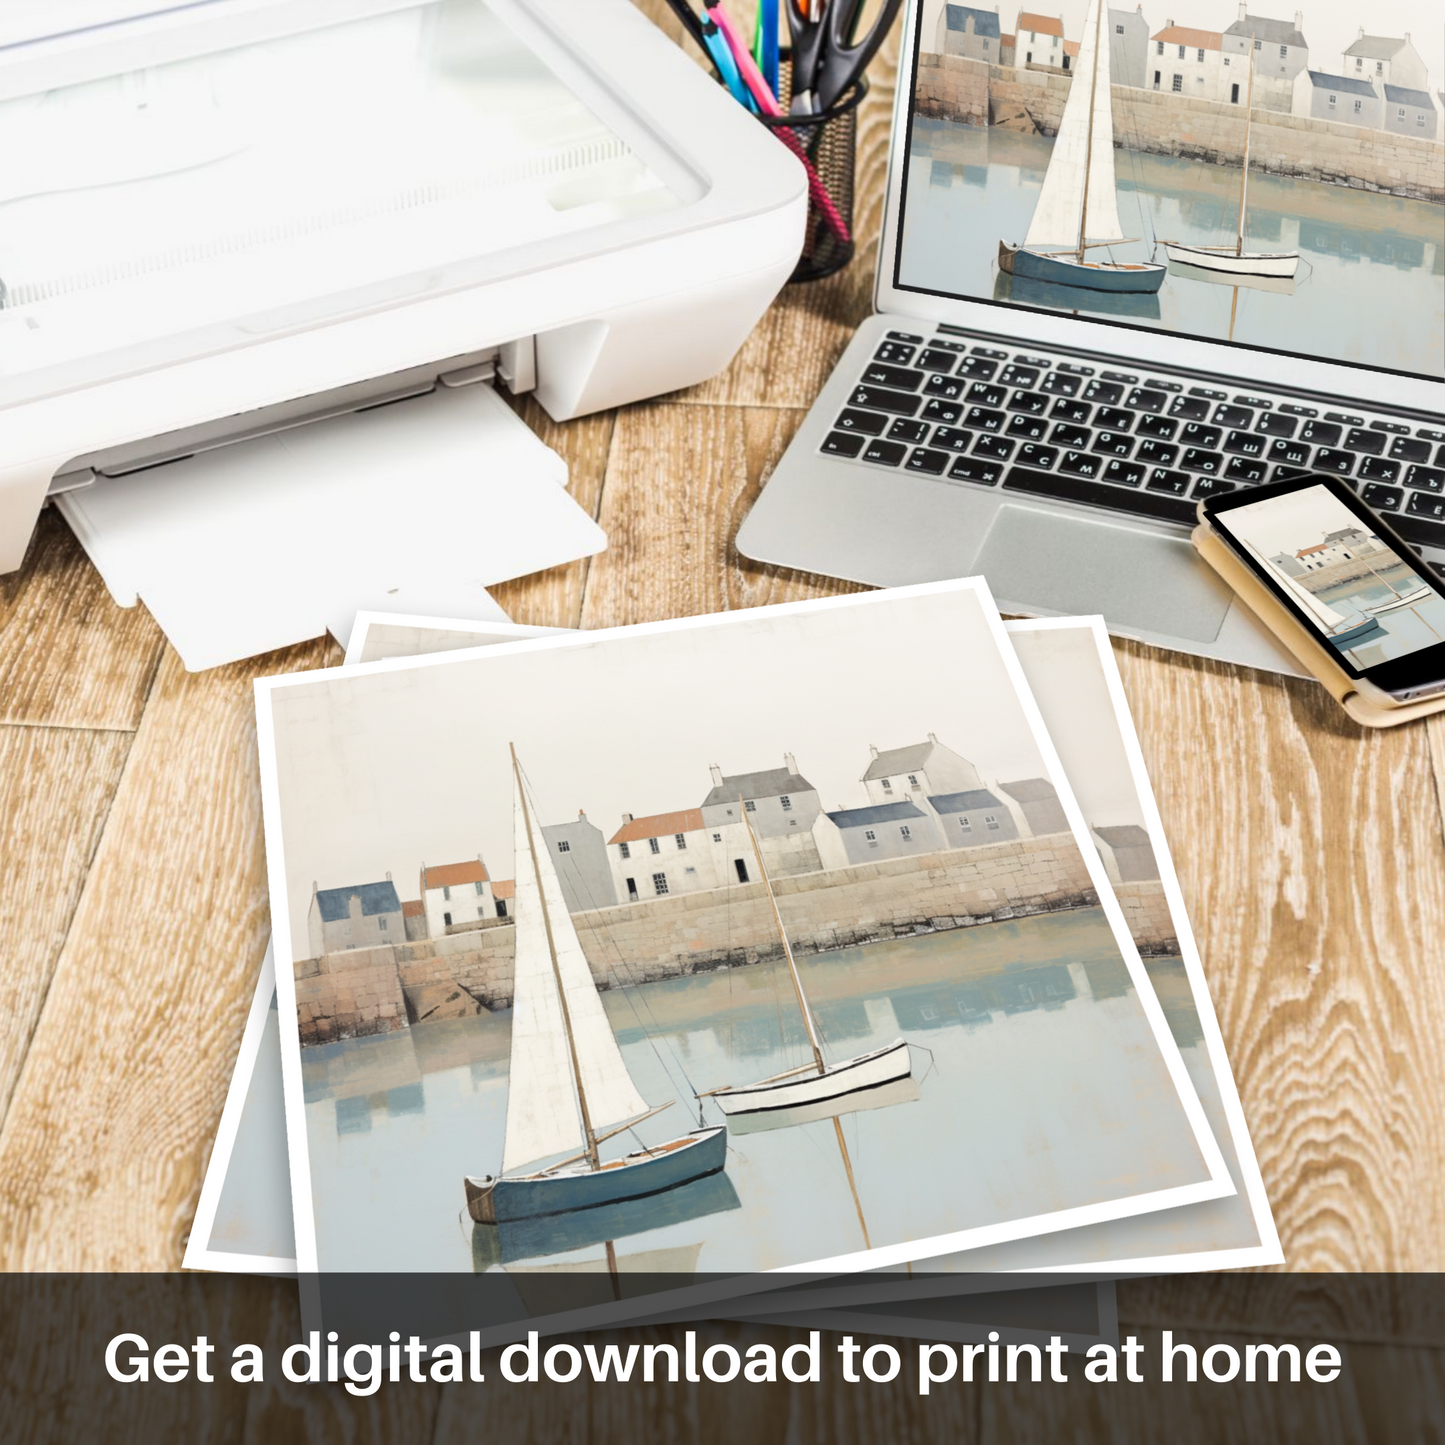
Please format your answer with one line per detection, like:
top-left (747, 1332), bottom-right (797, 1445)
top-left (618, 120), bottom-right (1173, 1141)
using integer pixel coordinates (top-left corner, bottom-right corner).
top-left (945, 5), bottom-right (1001, 39)
top-left (1383, 84), bottom-right (1432, 108)
top-left (827, 801), bottom-right (928, 829)
top-left (315, 880), bottom-right (402, 922)
top-left (1306, 71), bottom-right (1379, 97)
top-left (928, 789), bottom-right (1005, 814)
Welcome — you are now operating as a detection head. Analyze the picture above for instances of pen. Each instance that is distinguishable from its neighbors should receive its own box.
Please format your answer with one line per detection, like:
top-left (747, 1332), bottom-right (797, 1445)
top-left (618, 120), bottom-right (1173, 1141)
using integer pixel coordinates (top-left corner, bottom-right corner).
top-left (699, 12), bottom-right (756, 109)
top-left (753, 0), bottom-right (780, 99)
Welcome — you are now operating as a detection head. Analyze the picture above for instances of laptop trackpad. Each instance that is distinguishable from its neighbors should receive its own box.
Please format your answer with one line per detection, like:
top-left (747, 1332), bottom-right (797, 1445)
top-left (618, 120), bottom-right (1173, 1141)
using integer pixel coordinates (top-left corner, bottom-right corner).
top-left (975, 505), bottom-right (1233, 643)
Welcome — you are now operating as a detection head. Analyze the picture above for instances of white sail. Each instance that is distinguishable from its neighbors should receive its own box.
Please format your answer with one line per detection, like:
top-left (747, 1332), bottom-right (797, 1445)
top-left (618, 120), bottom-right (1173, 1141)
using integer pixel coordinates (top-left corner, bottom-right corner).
top-left (1241, 537), bottom-right (1347, 629)
top-left (1023, 0), bottom-right (1125, 248)
top-left (501, 769), bottom-right (651, 1175)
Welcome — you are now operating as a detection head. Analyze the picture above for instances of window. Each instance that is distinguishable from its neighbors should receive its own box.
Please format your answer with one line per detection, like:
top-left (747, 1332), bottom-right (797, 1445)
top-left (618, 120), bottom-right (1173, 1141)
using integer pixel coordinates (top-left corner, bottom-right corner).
top-left (1354, 99), bottom-right (1362, 113)
top-left (497, 899), bottom-right (507, 918)
top-left (652, 873), bottom-right (668, 896)
top-left (735, 859), bottom-right (749, 883)
top-left (1224, 55), bottom-right (1230, 65)
top-left (907, 775), bottom-right (919, 788)
top-left (1253, 38), bottom-right (1260, 49)
top-left (1278, 44), bottom-right (1286, 58)
top-left (1115, 23), bottom-right (1124, 33)
top-left (881, 779), bottom-right (893, 792)
top-left (1156, 39), bottom-right (1163, 55)
top-left (982, 39), bottom-right (989, 50)
top-left (1375, 61), bottom-right (1382, 74)
top-left (1177, 44), bottom-right (1185, 59)
top-left (1025, 49), bottom-right (1032, 61)
top-left (1172, 73), bottom-right (1182, 91)
top-left (475, 881), bottom-right (485, 894)
top-left (619, 841), bottom-right (631, 859)
top-left (684, 866), bottom-right (696, 875)
top-left (744, 800), bottom-right (757, 813)
top-left (1194, 47), bottom-right (1203, 61)
top-left (959, 816), bottom-right (972, 830)
top-left (712, 833), bottom-right (722, 843)
top-left (1398, 108), bottom-right (1406, 119)
top-left (1051, 34), bottom-right (1057, 47)
top-left (443, 911), bottom-right (452, 926)
top-left (556, 840), bottom-right (570, 854)
top-left (477, 906), bottom-right (485, 918)
top-left (1328, 93), bottom-right (1336, 106)
top-left (625, 879), bottom-right (638, 901)
top-left (379, 917), bottom-right (387, 930)
top-left (675, 833), bottom-right (687, 850)
top-left (864, 829), bottom-right (876, 841)
top-left (780, 794), bottom-right (792, 811)
top-left (986, 814), bottom-right (1000, 830)
top-left (649, 837), bottom-right (661, 854)
top-left (1419, 114), bottom-right (1427, 127)
top-left (900, 825), bottom-right (912, 839)
top-left (1153, 69), bottom-right (1161, 86)
top-left (442, 885), bottom-right (451, 901)
top-left (1354, 57), bottom-right (1362, 70)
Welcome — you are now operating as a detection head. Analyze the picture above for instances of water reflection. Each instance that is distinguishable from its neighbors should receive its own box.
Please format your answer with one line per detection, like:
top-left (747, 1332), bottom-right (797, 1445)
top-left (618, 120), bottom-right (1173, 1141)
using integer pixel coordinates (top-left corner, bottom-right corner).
top-left (994, 268), bottom-right (1163, 320)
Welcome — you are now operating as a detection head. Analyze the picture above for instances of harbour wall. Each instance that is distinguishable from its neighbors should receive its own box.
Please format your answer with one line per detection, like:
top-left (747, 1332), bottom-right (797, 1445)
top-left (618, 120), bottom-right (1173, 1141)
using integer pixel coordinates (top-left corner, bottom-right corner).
top-left (1297, 553), bottom-right (1418, 594)
top-left (293, 833), bottom-right (1098, 1045)
top-left (914, 54), bottom-right (1444, 203)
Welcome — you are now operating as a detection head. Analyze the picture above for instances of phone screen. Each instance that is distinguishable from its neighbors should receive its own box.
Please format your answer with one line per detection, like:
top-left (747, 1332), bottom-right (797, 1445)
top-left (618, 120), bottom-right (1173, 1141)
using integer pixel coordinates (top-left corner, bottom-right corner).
top-left (1205, 478), bottom-right (1445, 692)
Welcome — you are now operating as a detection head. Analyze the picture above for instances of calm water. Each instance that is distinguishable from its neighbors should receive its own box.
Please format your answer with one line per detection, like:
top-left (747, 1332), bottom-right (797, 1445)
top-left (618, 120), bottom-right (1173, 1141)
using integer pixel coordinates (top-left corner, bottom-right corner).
top-left (1316, 561), bottom-right (1445, 664)
top-left (901, 119), bottom-right (1445, 375)
top-left (302, 909), bottom-right (1213, 1274)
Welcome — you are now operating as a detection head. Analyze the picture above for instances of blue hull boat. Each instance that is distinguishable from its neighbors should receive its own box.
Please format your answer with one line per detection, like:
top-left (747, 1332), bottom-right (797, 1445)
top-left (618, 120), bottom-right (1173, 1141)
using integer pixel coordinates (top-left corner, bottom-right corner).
top-left (1000, 241), bottom-right (1167, 294)
top-left (465, 1126), bottom-right (728, 1224)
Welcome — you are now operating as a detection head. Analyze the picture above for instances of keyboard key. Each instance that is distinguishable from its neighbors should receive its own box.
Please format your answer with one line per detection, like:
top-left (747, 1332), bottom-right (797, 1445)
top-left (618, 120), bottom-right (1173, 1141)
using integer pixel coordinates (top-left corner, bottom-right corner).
top-left (1268, 438), bottom-right (1311, 468)
top-left (861, 438), bottom-right (908, 467)
top-left (1017, 444), bottom-right (1059, 469)
top-left (1101, 370), bottom-right (1137, 384)
top-left (965, 406), bottom-right (1006, 432)
top-left (1182, 448), bottom-right (1224, 475)
top-left (948, 457), bottom-right (1003, 485)
top-left (1255, 413), bottom-right (1297, 438)
top-left (906, 447), bottom-right (951, 476)
top-left (1438, 445), bottom-right (1445, 466)
top-left (850, 384), bottom-right (921, 417)
top-left (929, 339), bottom-right (969, 352)
top-left (1006, 414), bottom-right (1048, 441)
top-left (1126, 387), bottom-right (1168, 413)
top-left (1084, 380), bottom-right (1124, 405)
top-left (1224, 430), bottom-right (1267, 458)
top-left (1300, 420), bottom-right (1342, 447)
top-left (1145, 379), bottom-right (1183, 393)
top-left (916, 348), bottom-right (959, 373)
top-left (1193, 476), bottom-right (1237, 499)
top-left (1058, 362), bottom-right (1095, 376)
top-left (1406, 491), bottom-right (1445, 521)
top-left (1325, 411), bottom-right (1364, 426)
top-left (886, 330), bottom-right (924, 343)
top-left (887, 418), bottom-right (932, 444)
top-left (1344, 428), bottom-right (1385, 455)
top-left (1421, 429), bottom-right (1445, 443)
top-left (1050, 398), bottom-right (1093, 425)
top-left (1060, 451), bottom-right (1103, 478)
top-left (1093, 432), bottom-right (1134, 457)
top-left (1041, 372), bottom-right (1081, 397)
top-left (1214, 404), bottom-right (1254, 429)
top-left (1051, 423), bottom-right (1091, 450)
top-left (1272, 464), bottom-right (1315, 482)
top-left (923, 374), bottom-right (967, 400)
top-left (922, 398), bottom-right (963, 424)
top-left (1136, 414), bottom-right (1178, 440)
top-left (1389, 437), bottom-right (1432, 464)
top-left (1008, 390), bottom-right (1051, 415)
top-left (1393, 514), bottom-right (1445, 551)
top-left (874, 342), bottom-right (917, 365)
top-left (1003, 466), bottom-right (1196, 524)
top-left (1313, 448), bottom-right (1355, 475)
top-left (1360, 457), bottom-right (1400, 483)
top-left (821, 431), bottom-right (864, 457)
top-left (1235, 394), bottom-right (1272, 409)
top-left (957, 356), bottom-right (999, 380)
top-left (1370, 419), bottom-right (1410, 435)
top-left (1146, 469), bottom-right (1191, 495)
top-left (1406, 465), bottom-right (1445, 493)
top-left (1280, 404), bottom-right (1318, 418)
top-left (1137, 440), bottom-right (1179, 467)
top-left (930, 427), bottom-right (974, 452)
top-left (999, 364), bottom-right (1040, 388)
top-left (1014, 354), bottom-right (1051, 368)
top-left (1361, 482), bottom-right (1402, 510)
top-left (1180, 423), bottom-right (1222, 449)
top-left (835, 408), bottom-right (889, 435)
top-left (973, 435), bottom-right (1015, 461)
top-left (1168, 395), bottom-right (1212, 421)
top-left (862, 363), bottom-right (925, 390)
top-left (1104, 459), bottom-right (1146, 487)
top-left (971, 346), bottom-right (1009, 359)
top-left (966, 382), bottom-right (1008, 407)
top-left (1095, 406), bottom-right (1134, 432)
top-left (1224, 457), bottom-right (1267, 483)
top-left (1189, 386), bottom-right (1229, 401)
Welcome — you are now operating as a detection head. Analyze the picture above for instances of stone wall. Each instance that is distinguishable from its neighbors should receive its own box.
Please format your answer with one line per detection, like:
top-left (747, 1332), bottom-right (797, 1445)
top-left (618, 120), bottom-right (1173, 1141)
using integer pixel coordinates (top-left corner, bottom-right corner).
top-left (292, 833), bottom-right (1097, 1044)
top-left (1114, 879), bottom-right (1180, 956)
top-left (917, 64), bottom-right (1445, 202)
top-left (295, 944), bottom-right (409, 1046)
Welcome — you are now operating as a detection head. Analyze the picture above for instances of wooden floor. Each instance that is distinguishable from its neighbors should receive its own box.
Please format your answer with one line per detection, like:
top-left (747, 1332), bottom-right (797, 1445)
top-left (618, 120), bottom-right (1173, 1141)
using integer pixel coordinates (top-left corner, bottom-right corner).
top-left (1, 5), bottom-right (1442, 1440)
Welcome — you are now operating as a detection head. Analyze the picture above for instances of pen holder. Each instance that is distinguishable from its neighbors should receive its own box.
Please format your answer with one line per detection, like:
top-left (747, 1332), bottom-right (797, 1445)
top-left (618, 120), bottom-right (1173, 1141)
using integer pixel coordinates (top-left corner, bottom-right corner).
top-left (759, 68), bottom-right (867, 284)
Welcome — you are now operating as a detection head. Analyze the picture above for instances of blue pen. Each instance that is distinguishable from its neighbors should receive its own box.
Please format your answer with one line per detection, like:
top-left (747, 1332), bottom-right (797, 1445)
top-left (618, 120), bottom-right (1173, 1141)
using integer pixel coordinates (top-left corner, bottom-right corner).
top-left (701, 14), bottom-right (755, 110)
top-left (758, 0), bottom-right (779, 98)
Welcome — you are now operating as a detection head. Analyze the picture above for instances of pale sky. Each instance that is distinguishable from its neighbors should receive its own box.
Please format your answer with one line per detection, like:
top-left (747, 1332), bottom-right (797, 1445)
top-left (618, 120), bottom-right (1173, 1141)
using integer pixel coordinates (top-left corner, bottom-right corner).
top-left (264, 588), bottom-right (1056, 954)
top-left (1214, 481), bottom-right (1385, 558)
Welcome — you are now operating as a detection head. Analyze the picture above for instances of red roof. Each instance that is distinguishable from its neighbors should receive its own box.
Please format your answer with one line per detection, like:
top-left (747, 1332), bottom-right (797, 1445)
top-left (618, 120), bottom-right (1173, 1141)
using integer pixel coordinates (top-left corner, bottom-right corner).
top-left (1151, 26), bottom-right (1223, 50)
top-left (1017, 13), bottom-right (1064, 39)
top-left (423, 859), bottom-right (488, 889)
top-left (401, 900), bottom-right (425, 917)
top-left (609, 808), bottom-right (706, 846)
top-left (491, 880), bottom-right (515, 901)
top-left (1297, 543), bottom-right (1328, 556)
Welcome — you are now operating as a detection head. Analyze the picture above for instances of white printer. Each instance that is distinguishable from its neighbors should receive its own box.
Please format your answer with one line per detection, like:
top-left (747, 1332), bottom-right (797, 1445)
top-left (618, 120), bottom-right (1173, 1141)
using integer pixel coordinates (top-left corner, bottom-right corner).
top-left (0, 0), bottom-right (805, 659)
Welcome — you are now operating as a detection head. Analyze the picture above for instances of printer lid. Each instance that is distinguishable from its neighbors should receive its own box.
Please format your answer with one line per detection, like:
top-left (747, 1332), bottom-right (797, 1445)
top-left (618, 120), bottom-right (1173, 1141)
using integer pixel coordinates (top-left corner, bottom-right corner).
top-left (0, 0), bottom-right (708, 410)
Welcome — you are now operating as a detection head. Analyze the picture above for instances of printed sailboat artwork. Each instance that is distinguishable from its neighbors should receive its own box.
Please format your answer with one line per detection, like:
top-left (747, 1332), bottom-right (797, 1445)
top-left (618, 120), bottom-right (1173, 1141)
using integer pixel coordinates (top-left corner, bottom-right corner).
top-left (463, 747), bottom-right (727, 1226)
top-left (1165, 37), bottom-right (1300, 282)
top-left (700, 798), bottom-right (914, 1122)
top-left (1243, 537), bottom-right (1383, 649)
top-left (998, 0), bottom-right (1165, 295)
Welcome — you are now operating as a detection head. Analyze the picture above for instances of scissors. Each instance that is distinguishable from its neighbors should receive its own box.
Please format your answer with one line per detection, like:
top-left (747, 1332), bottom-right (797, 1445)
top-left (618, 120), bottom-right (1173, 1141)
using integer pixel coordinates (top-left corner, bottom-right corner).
top-left (786, 0), bottom-right (903, 114)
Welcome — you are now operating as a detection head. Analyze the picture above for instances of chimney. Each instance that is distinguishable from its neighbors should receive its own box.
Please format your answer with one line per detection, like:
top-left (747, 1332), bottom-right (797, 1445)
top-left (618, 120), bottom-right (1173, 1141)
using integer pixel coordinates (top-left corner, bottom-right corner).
top-left (312, 880), bottom-right (318, 895)
top-left (621, 812), bottom-right (633, 824)
top-left (578, 809), bottom-right (586, 821)
top-left (928, 732), bottom-right (939, 745)
top-left (1293, 10), bottom-right (1302, 31)
top-left (784, 751), bottom-right (797, 774)
top-left (869, 744), bottom-right (879, 759)
top-left (385, 870), bottom-right (392, 881)
top-left (709, 764), bottom-right (723, 787)
top-left (1237, 2), bottom-right (1246, 20)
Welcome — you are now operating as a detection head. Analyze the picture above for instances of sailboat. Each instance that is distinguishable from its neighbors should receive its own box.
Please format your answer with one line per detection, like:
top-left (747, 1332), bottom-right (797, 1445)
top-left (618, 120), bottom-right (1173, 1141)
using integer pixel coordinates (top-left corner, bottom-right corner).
top-left (1164, 40), bottom-right (1299, 281)
top-left (1246, 539), bottom-right (1382, 649)
top-left (998, 0), bottom-right (1165, 294)
top-left (700, 798), bottom-right (913, 1120)
top-left (463, 747), bottom-right (727, 1225)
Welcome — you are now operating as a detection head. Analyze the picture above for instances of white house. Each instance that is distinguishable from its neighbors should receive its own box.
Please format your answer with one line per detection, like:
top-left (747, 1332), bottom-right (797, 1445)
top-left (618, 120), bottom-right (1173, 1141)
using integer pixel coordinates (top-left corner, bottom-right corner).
top-left (420, 857), bottom-right (495, 935)
top-left (823, 801), bottom-right (943, 865)
top-left (998, 778), bottom-right (1070, 835)
top-left (1292, 69), bottom-right (1382, 127)
top-left (307, 876), bottom-right (404, 957)
top-left (1293, 531), bottom-right (1380, 570)
top-left (940, 3), bottom-right (1003, 63)
top-left (1014, 10), bottom-right (1065, 69)
top-left (861, 734), bottom-right (983, 806)
top-left (1149, 24), bottom-right (1229, 101)
top-left (1223, 7), bottom-right (1309, 113)
top-left (1341, 32), bottom-right (1428, 92)
top-left (1383, 84), bottom-right (1438, 139)
top-left (1091, 824), bottom-right (1161, 884)
top-left (927, 788), bottom-right (1022, 847)
top-left (700, 755), bottom-right (824, 878)
top-left (608, 807), bottom-right (733, 904)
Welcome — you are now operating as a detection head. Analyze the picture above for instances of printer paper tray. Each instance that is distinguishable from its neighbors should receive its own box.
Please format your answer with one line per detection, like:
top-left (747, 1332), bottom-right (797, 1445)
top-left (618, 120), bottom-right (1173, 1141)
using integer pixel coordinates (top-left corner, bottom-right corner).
top-left (56, 383), bottom-right (604, 671)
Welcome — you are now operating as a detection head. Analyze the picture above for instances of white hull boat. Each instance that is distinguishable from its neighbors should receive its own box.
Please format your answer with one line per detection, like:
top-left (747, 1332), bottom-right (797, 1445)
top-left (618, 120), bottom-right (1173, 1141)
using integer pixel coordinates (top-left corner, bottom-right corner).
top-left (710, 1038), bottom-right (912, 1117)
top-left (1164, 243), bottom-right (1299, 279)
top-left (1364, 585), bottom-right (1433, 615)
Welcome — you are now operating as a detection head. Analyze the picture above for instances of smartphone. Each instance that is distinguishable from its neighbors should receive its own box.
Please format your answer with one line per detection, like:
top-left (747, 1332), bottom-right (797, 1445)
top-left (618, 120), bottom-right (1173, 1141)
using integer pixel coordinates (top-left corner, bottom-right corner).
top-left (1199, 474), bottom-right (1445, 706)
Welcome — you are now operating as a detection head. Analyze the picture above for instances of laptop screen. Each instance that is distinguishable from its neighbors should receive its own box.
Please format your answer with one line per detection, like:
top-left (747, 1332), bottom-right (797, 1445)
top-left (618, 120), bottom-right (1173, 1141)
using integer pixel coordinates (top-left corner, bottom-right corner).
top-left (891, 0), bottom-right (1444, 380)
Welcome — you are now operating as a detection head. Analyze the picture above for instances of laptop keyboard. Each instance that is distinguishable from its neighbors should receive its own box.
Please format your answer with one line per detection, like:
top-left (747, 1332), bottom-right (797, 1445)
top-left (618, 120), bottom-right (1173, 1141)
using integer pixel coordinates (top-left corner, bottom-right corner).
top-left (821, 329), bottom-right (1445, 560)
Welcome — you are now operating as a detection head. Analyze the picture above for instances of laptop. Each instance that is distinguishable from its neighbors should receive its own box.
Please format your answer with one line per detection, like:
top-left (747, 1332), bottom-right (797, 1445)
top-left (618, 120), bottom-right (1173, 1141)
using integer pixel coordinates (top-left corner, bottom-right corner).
top-left (737, 0), bottom-right (1444, 672)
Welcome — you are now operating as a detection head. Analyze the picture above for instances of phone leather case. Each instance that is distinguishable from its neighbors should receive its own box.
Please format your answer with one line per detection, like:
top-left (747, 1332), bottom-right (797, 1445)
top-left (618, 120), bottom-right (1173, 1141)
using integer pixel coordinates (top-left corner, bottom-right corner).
top-left (1192, 522), bottom-right (1445, 729)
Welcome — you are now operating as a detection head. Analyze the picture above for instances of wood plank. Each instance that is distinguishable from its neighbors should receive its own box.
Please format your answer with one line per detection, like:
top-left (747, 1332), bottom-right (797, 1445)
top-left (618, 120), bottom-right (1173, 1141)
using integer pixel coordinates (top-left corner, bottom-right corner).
top-left (0, 641), bottom-right (331, 1269)
top-left (1110, 638), bottom-right (1445, 1270)
top-left (0, 725), bottom-right (133, 1127)
top-left (0, 509), bottom-right (165, 730)
top-left (579, 403), bottom-right (865, 630)
top-left (490, 398), bottom-right (615, 631)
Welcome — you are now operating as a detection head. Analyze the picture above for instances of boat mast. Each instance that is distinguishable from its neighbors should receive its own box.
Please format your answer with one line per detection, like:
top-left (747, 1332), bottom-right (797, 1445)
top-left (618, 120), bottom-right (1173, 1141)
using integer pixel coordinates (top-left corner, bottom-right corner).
top-left (1236, 35), bottom-right (1255, 256)
top-left (739, 796), bottom-right (826, 1075)
top-left (512, 743), bottom-right (601, 1171)
top-left (1076, 0), bottom-right (1104, 263)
